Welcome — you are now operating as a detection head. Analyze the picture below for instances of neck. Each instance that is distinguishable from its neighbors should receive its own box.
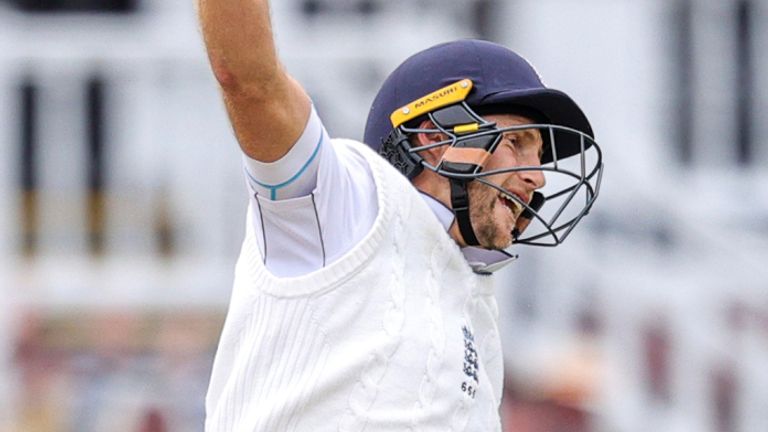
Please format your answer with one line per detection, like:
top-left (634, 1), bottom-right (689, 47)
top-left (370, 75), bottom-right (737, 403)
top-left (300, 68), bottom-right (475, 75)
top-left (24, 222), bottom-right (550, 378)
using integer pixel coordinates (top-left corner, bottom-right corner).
top-left (412, 171), bottom-right (467, 246)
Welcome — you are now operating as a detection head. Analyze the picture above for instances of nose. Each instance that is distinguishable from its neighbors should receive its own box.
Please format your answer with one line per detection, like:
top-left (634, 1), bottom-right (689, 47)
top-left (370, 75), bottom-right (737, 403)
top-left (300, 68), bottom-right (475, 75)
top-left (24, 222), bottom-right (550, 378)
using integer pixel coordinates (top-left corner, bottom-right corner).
top-left (519, 159), bottom-right (546, 190)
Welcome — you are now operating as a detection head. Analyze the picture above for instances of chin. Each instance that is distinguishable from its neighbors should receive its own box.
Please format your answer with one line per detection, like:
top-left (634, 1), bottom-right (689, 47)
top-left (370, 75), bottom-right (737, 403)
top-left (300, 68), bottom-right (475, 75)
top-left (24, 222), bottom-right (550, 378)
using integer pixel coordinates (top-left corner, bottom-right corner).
top-left (471, 189), bottom-right (516, 250)
top-left (473, 215), bottom-right (515, 250)
top-left (481, 230), bottom-right (513, 251)
top-left (494, 237), bottom-right (514, 250)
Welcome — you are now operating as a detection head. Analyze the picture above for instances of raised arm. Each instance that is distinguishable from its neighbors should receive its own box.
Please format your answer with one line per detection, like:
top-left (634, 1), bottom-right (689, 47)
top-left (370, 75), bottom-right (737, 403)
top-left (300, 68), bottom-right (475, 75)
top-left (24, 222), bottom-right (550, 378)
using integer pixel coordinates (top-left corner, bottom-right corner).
top-left (197, 0), bottom-right (311, 162)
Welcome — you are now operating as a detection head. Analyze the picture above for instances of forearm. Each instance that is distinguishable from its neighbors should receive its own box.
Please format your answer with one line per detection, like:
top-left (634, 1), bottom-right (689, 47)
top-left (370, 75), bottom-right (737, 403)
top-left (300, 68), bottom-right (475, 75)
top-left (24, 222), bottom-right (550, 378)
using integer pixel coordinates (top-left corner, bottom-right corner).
top-left (197, 0), bottom-right (279, 90)
top-left (197, 0), bottom-right (310, 162)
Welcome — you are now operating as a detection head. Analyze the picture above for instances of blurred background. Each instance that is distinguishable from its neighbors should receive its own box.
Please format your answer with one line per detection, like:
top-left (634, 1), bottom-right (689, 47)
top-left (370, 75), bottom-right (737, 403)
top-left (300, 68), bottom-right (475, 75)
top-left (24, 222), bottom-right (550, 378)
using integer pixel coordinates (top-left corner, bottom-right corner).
top-left (0, 0), bottom-right (767, 431)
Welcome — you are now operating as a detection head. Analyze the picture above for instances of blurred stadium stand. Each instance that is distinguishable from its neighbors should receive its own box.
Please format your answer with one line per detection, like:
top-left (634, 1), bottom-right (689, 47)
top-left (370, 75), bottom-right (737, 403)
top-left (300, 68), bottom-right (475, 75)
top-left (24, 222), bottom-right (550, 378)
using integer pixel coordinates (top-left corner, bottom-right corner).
top-left (0, 0), bottom-right (767, 431)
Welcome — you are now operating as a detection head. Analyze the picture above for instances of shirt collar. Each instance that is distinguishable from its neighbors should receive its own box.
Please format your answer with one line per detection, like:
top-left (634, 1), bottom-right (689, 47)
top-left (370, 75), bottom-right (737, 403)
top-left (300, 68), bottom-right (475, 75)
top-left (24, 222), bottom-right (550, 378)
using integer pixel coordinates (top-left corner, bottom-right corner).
top-left (419, 192), bottom-right (517, 274)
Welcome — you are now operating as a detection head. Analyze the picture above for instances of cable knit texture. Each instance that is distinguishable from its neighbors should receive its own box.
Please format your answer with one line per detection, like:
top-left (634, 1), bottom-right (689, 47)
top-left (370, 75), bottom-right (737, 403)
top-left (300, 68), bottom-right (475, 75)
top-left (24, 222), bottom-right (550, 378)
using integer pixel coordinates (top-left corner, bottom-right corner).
top-left (205, 139), bottom-right (504, 432)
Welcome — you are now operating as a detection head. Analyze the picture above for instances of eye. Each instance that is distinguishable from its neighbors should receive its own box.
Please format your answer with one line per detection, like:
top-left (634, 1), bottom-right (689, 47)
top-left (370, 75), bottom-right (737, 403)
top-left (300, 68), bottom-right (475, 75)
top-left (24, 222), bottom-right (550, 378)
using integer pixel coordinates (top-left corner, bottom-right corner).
top-left (502, 136), bottom-right (518, 152)
top-left (499, 134), bottom-right (515, 146)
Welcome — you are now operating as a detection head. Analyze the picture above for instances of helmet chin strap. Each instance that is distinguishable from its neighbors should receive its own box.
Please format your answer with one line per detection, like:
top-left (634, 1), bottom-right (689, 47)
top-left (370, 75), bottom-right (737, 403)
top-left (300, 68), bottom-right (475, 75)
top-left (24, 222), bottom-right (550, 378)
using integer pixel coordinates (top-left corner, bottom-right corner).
top-left (449, 179), bottom-right (481, 247)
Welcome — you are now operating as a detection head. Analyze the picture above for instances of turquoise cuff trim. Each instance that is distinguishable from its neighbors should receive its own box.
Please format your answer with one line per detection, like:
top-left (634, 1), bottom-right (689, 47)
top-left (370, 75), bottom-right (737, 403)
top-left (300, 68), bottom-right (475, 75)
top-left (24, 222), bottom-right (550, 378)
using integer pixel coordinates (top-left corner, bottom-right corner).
top-left (245, 130), bottom-right (324, 200)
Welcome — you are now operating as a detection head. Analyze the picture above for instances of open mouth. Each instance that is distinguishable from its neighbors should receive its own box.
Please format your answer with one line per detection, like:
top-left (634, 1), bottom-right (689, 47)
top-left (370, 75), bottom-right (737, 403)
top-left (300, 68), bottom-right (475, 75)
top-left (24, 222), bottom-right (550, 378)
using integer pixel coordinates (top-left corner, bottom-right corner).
top-left (499, 194), bottom-right (523, 218)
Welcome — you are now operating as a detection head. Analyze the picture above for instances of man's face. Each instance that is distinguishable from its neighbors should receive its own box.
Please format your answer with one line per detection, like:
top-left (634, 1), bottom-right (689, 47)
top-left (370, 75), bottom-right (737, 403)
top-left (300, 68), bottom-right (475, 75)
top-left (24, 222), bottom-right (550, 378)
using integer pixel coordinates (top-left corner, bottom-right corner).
top-left (467, 113), bottom-right (546, 249)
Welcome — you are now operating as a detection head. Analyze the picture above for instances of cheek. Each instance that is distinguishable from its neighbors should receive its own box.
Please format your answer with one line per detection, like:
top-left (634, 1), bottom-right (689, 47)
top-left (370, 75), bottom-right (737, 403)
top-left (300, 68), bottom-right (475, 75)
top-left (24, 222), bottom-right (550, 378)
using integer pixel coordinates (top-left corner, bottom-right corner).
top-left (468, 183), bottom-right (492, 212)
top-left (481, 188), bottom-right (500, 215)
top-left (483, 154), bottom-right (518, 184)
top-left (486, 147), bottom-right (518, 168)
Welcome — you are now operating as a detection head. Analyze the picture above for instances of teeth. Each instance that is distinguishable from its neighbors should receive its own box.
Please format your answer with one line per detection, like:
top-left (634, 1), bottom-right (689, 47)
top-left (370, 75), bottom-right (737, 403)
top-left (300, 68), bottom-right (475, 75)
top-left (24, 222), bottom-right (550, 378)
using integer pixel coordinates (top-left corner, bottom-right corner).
top-left (501, 195), bottom-right (523, 214)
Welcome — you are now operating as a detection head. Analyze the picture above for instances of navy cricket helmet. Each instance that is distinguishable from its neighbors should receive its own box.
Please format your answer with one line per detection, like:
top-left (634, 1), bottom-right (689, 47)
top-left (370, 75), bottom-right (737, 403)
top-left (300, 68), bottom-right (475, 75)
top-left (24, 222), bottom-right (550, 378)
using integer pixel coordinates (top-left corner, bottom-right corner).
top-left (364, 39), bottom-right (603, 248)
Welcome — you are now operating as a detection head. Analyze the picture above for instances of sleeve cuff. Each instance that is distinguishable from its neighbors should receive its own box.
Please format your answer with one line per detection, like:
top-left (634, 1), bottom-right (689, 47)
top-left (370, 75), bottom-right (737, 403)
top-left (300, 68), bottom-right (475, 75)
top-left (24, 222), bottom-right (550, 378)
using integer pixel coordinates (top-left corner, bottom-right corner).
top-left (243, 105), bottom-right (327, 200)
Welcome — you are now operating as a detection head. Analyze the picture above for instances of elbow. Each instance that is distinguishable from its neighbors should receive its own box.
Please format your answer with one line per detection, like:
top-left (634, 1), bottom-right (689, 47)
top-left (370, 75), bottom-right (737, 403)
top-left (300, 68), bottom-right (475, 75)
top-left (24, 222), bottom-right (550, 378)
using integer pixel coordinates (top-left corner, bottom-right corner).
top-left (211, 57), bottom-right (242, 91)
top-left (211, 59), bottom-right (282, 103)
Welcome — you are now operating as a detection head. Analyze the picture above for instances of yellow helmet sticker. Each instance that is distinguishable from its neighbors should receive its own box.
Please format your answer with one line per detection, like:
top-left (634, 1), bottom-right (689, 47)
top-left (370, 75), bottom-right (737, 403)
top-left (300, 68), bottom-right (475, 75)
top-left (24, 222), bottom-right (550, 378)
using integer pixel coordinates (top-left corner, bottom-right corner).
top-left (389, 79), bottom-right (474, 127)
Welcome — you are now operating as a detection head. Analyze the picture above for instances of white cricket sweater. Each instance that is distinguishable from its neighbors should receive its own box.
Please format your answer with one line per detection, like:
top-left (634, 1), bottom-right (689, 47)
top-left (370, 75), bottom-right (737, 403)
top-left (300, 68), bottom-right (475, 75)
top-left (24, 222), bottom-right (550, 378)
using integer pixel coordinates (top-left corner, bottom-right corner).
top-left (205, 139), bottom-right (503, 431)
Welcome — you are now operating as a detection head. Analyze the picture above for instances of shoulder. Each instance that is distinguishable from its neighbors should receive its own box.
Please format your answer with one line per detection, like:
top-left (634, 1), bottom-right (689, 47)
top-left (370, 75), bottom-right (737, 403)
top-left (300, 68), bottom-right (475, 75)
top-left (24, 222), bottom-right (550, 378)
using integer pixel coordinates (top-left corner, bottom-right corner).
top-left (328, 138), bottom-right (410, 185)
top-left (324, 137), bottom-right (426, 218)
top-left (335, 139), bottom-right (446, 228)
top-left (327, 138), bottom-right (380, 165)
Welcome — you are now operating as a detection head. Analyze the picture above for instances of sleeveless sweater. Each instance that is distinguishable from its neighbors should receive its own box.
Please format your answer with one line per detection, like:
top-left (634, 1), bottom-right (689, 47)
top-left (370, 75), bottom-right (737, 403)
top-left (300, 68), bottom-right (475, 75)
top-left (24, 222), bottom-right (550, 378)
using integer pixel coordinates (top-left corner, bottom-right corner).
top-left (205, 139), bottom-right (503, 432)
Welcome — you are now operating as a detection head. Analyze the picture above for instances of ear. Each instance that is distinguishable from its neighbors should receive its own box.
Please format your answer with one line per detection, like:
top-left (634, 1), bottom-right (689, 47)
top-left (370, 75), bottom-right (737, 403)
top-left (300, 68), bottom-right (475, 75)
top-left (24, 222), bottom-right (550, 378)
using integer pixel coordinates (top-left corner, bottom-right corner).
top-left (413, 119), bottom-right (449, 165)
